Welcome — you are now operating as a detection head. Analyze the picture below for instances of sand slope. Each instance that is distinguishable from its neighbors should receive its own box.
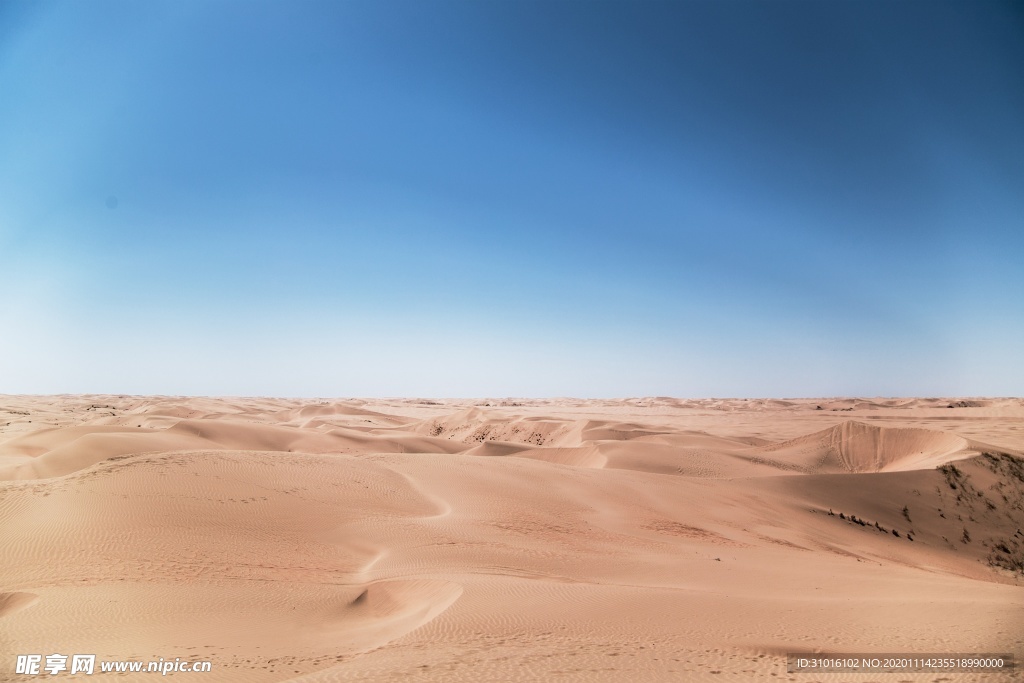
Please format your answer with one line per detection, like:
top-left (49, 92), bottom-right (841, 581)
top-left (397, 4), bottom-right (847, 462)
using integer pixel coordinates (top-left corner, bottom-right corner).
top-left (2, 395), bottom-right (1023, 682)
top-left (754, 420), bottom-right (975, 473)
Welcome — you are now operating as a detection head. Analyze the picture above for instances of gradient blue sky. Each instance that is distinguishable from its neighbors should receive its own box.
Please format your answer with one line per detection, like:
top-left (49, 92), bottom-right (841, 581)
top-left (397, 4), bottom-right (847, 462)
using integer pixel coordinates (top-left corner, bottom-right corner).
top-left (1, 0), bottom-right (1022, 397)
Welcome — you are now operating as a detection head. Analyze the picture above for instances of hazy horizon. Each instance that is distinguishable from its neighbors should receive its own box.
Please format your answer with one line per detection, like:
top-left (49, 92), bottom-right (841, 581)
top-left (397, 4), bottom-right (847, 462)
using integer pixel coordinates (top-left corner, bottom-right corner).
top-left (2, 0), bottom-right (1022, 397)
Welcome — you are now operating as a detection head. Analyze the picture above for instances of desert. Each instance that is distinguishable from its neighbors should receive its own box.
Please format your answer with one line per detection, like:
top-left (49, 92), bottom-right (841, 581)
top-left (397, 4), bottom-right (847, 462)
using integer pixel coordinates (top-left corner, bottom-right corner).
top-left (2, 395), bottom-right (1022, 681)
top-left (5, 1), bottom-right (1023, 680)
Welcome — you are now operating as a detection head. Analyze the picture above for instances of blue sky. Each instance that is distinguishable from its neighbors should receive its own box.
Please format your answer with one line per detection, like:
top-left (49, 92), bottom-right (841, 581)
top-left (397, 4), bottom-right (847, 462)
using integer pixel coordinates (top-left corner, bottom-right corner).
top-left (1, 0), bottom-right (1022, 397)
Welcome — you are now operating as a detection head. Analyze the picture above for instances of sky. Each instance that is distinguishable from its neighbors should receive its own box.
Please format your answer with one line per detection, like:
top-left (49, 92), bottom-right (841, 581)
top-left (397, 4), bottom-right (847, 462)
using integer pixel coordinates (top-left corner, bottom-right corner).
top-left (1, 0), bottom-right (1022, 397)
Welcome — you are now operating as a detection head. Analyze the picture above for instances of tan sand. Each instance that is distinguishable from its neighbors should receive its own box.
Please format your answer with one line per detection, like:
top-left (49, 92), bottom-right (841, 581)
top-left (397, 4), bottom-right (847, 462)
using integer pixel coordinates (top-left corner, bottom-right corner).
top-left (1, 395), bottom-right (1022, 681)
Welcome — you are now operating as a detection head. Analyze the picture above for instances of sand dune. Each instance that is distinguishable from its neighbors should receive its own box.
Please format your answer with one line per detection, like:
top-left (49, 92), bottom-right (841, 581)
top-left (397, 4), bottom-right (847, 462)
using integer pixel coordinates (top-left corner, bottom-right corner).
top-left (0, 592), bottom-right (38, 618)
top-left (2, 395), bottom-right (1023, 681)
top-left (755, 420), bottom-right (974, 474)
top-left (316, 579), bottom-right (464, 654)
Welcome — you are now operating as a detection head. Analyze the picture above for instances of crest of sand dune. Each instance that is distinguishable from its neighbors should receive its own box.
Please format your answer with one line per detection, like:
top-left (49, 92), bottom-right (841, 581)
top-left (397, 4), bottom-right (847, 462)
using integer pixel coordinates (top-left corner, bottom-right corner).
top-left (2, 395), bottom-right (1023, 681)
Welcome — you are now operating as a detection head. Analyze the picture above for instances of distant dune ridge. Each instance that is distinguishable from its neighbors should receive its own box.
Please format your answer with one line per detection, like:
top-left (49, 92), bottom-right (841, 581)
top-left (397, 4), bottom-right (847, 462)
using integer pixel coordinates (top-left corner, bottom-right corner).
top-left (755, 420), bottom-right (974, 473)
top-left (2, 395), bottom-right (1023, 681)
